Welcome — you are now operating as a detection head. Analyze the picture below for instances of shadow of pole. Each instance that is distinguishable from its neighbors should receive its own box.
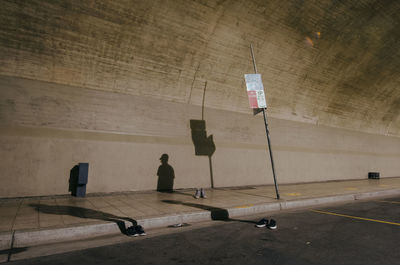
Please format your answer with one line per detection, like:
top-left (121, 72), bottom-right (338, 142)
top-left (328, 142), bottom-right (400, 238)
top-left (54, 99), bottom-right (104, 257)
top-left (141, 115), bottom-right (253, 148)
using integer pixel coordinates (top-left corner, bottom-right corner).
top-left (29, 204), bottom-right (137, 235)
top-left (208, 155), bottom-right (214, 189)
top-left (190, 120), bottom-right (216, 188)
top-left (162, 199), bottom-right (256, 224)
top-left (190, 81), bottom-right (216, 188)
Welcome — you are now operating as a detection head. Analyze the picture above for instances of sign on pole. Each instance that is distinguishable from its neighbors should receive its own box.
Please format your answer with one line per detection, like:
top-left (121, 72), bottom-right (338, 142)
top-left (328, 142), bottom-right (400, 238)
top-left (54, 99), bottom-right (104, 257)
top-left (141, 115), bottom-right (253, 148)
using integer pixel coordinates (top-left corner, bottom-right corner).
top-left (244, 74), bottom-right (267, 109)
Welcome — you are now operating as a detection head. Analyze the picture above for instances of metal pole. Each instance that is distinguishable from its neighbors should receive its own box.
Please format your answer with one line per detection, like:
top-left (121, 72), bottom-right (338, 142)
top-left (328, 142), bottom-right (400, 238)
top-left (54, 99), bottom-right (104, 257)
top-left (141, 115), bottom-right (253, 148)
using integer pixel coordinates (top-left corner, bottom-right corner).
top-left (262, 109), bottom-right (280, 199)
top-left (250, 43), bottom-right (280, 200)
top-left (250, 44), bottom-right (258, 74)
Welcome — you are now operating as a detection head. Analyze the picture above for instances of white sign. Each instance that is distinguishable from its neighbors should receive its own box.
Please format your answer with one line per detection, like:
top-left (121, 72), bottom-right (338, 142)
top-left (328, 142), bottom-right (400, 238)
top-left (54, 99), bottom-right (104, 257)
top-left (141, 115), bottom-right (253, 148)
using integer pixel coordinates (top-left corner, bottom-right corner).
top-left (244, 74), bottom-right (267, 108)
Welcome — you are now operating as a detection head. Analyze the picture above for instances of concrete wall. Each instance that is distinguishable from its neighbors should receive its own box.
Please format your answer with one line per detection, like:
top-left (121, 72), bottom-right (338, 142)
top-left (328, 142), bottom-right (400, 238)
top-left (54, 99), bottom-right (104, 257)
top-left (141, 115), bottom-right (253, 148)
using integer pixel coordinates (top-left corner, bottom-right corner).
top-left (1, 0), bottom-right (400, 135)
top-left (1, 76), bottom-right (399, 197)
top-left (1, 0), bottom-right (400, 197)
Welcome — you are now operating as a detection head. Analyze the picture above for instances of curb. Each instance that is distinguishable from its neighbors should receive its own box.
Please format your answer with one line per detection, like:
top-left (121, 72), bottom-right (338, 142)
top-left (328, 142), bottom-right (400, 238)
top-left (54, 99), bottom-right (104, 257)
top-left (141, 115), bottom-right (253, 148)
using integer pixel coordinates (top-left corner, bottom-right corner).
top-left (0, 232), bottom-right (12, 250)
top-left (3, 189), bottom-right (400, 250)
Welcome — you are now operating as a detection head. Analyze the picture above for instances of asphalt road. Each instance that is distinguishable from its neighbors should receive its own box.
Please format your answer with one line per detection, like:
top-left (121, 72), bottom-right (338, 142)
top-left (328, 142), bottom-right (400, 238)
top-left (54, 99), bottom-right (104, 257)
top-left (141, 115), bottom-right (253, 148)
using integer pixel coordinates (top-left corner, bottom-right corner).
top-left (8, 196), bottom-right (400, 265)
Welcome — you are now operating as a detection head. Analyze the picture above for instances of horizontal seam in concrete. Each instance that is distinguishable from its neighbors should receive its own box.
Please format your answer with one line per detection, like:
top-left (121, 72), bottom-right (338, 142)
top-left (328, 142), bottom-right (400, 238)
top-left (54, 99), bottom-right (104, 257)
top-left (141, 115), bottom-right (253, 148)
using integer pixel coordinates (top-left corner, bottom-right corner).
top-left (3, 189), bottom-right (400, 250)
top-left (0, 126), bottom-right (190, 145)
top-left (274, 146), bottom-right (400, 157)
top-left (1, 126), bottom-right (400, 157)
top-left (0, 74), bottom-right (187, 104)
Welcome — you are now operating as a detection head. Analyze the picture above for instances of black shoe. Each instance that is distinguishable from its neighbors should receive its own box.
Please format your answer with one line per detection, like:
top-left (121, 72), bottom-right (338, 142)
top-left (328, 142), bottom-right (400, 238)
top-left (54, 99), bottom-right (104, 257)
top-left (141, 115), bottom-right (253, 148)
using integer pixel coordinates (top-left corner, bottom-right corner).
top-left (126, 226), bottom-right (139, 237)
top-left (255, 218), bottom-right (268, 228)
top-left (135, 225), bottom-right (146, 236)
top-left (267, 219), bottom-right (277, 230)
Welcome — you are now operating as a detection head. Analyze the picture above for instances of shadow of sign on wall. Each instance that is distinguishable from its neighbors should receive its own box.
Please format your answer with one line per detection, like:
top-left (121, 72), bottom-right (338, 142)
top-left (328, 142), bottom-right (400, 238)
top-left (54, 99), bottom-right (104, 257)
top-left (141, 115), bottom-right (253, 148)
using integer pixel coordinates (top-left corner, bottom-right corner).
top-left (190, 119), bottom-right (216, 188)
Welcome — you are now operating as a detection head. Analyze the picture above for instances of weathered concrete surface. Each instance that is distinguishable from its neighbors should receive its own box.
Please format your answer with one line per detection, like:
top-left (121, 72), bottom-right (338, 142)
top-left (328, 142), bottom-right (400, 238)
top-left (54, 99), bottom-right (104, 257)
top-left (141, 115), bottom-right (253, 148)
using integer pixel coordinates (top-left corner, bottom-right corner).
top-left (0, 1), bottom-right (400, 197)
top-left (1, 0), bottom-right (399, 135)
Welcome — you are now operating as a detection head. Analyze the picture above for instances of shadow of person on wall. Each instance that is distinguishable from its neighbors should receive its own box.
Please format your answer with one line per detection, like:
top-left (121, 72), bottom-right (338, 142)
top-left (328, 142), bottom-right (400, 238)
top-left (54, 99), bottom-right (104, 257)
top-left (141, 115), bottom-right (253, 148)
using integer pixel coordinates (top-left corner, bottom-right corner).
top-left (162, 199), bottom-right (255, 224)
top-left (29, 203), bottom-right (137, 235)
top-left (157, 154), bottom-right (175, 192)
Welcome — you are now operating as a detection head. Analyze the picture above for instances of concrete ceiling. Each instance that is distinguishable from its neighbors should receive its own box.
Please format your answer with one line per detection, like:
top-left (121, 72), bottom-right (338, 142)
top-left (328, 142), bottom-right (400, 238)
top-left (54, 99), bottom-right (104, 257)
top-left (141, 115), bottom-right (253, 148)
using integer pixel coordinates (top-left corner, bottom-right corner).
top-left (1, 0), bottom-right (399, 136)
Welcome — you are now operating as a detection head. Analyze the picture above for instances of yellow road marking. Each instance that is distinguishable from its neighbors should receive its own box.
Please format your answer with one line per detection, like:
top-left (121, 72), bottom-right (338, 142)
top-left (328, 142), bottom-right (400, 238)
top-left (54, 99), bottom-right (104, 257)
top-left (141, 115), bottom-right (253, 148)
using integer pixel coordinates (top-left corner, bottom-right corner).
top-left (376, 200), bottom-right (400, 205)
top-left (311, 209), bottom-right (400, 226)
top-left (285, 192), bottom-right (302, 196)
top-left (234, 204), bottom-right (254, 209)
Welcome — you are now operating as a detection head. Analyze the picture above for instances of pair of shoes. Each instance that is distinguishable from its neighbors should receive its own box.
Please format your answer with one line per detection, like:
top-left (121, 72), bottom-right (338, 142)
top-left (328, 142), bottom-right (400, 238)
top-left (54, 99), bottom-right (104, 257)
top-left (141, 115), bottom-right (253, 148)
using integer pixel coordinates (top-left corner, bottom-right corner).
top-left (194, 188), bottom-right (207, 199)
top-left (126, 225), bottom-right (146, 237)
top-left (200, 188), bottom-right (206, 198)
top-left (255, 218), bottom-right (277, 229)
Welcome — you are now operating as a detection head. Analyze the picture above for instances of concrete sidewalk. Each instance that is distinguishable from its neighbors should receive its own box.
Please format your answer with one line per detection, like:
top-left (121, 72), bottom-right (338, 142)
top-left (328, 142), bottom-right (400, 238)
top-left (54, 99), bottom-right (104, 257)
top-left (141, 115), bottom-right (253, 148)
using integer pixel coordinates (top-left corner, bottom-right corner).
top-left (1, 177), bottom-right (400, 252)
